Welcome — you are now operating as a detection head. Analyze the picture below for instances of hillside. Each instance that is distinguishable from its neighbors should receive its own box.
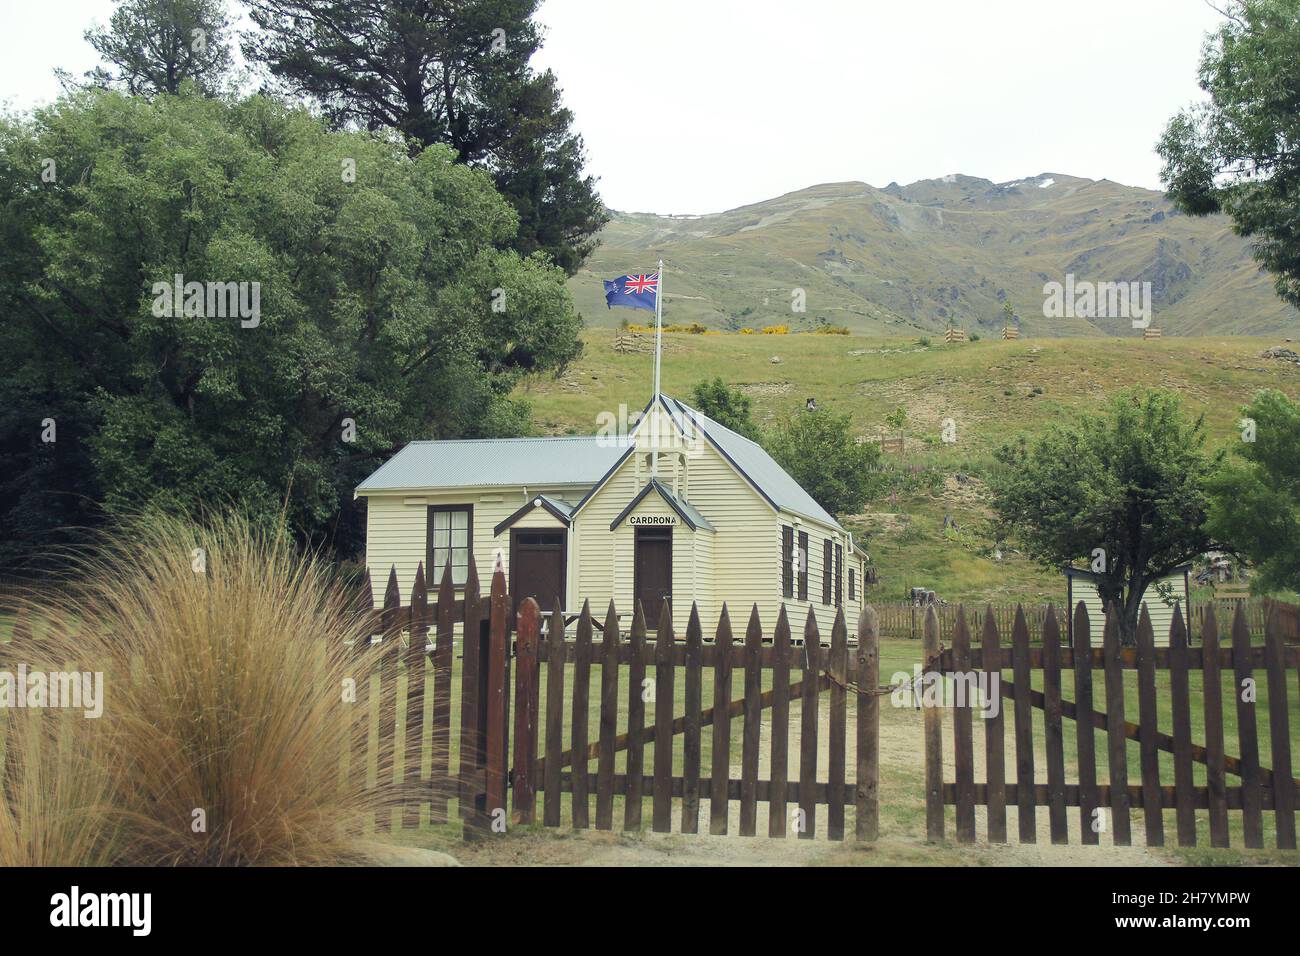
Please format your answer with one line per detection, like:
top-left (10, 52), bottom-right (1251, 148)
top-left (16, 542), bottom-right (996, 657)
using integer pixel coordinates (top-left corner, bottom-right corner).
top-left (519, 330), bottom-right (1300, 605)
top-left (569, 175), bottom-right (1300, 338)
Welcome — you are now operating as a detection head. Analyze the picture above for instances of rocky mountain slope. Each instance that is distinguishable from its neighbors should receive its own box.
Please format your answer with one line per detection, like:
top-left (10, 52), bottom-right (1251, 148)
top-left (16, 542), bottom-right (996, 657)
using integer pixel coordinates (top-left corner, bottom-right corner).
top-left (570, 174), bottom-right (1300, 337)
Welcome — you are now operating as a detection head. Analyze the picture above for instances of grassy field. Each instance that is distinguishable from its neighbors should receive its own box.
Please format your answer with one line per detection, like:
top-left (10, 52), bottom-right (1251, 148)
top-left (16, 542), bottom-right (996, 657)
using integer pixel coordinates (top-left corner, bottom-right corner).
top-left (515, 330), bottom-right (1300, 604)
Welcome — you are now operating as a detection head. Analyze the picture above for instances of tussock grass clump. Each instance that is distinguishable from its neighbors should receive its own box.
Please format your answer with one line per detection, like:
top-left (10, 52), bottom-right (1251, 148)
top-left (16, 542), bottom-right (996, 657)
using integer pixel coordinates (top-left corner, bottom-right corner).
top-left (3, 511), bottom-right (406, 866)
top-left (0, 710), bottom-right (119, 867)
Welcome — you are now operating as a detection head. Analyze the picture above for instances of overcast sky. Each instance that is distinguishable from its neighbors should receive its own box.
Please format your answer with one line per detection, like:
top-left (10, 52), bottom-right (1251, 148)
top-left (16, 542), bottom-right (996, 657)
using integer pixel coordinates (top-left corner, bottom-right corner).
top-left (1, 0), bottom-right (1226, 214)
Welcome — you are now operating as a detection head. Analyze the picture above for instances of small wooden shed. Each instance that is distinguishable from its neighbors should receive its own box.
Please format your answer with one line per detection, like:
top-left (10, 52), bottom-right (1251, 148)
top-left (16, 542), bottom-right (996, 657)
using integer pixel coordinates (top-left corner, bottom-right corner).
top-left (1064, 564), bottom-right (1192, 648)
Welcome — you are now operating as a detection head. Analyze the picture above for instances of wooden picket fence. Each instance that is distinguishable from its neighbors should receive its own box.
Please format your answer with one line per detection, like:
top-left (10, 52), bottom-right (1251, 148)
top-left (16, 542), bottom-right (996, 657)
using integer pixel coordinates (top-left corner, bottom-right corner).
top-left (354, 559), bottom-right (882, 841)
top-left (870, 598), bottom-right (1291, 646)
top-left (922, 601), bottom-right (1298, 849)
top-left (872, 602), bottom-right (1067, 643)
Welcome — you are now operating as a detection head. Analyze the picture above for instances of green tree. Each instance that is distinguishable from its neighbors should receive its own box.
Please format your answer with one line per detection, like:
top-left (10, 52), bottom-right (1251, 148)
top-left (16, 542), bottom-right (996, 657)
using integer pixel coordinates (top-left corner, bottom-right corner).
top-left (1207, 389), bottom-right (1300, 593)
top-left (989, 389), bottom-right (1222, 644)
top-left (0, 90), bottom-right (581, 569)
top-left (765, 407), bottom-right (880, 516)
top-left (79, 0), bottom-right (235, 96)
top-left (1158, 0), bottom-right (1300, 307)
top-left (241, 0), bottom-right (608, 274)
top-left (690, 378), bottom-right (760, 441)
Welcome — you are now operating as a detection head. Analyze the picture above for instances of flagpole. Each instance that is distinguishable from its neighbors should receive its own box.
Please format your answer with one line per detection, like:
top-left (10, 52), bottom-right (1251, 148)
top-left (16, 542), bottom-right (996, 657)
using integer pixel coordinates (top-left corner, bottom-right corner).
top-left (651, 259), bottom-right (663, 477)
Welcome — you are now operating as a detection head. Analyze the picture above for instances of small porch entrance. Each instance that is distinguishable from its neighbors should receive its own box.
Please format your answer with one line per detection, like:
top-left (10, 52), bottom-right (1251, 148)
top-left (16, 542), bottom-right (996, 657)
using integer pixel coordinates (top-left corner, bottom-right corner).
top-left (634, 525), bottom-right (672, 629)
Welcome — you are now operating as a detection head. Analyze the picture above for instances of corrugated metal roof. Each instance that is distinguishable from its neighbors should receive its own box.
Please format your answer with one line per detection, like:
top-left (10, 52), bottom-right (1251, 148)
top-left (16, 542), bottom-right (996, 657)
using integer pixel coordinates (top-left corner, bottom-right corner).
top-left (665, 396), bottom-right (842, 529)
top-left (356, 397), bottom-right (845, 533)
top-left (356, 436), bottom-right (624, 493)
top-left (538, 495), bottom-right (577, 518)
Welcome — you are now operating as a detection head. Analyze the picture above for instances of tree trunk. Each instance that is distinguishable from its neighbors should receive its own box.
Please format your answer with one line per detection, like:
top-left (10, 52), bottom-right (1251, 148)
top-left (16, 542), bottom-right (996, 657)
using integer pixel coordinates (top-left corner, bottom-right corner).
top-left (1120, 577), bottom-right (1147, 648)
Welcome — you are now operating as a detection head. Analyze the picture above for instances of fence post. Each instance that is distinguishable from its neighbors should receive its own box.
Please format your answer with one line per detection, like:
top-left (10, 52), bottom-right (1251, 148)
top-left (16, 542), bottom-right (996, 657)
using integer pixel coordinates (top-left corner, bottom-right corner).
top-left (982, 607), bottom-right (1007, 844)
top-left (1135, 604), bottom-right (1165, 847)
top-left (1041, 607), bottom-right (1068, 845)
top-left (511, 596), bottom-right (541, 825)
top-left (458, 557), bottom-right (485, 840)
top-left (484, 561), bottom-right (510, 828)
top-left (951, 606), bottom-right (975, 843)
top-left (1231, 603), bottom-right (1264, 848)
top-left (404, 563), bottom-right (429, 830)
top-left (1199, 606), bottom-right (1229, 848)
top-left (376, 565), bottom-right (402, 830)
top-left (543, 598), bottom-right (566, 828)
top-left (856, 605), bottom-right (879, 842)
top-left (923, 605), bottom-right (944, 842)
top-left (1263, 603), bottom-right (1297, 849)
top-left (596, 600), bottom-right (621, 830)
top-left (430, 560), bottom-right (455, 824)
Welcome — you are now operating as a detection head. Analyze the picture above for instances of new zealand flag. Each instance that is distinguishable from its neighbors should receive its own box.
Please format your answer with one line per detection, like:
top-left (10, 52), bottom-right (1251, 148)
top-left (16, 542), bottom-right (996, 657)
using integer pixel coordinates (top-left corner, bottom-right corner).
top-left (603, 272), bottom-right (659, 312)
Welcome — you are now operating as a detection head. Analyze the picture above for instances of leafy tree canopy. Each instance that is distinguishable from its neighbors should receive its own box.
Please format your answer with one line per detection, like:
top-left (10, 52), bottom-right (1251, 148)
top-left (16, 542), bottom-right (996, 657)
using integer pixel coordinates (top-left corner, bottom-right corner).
top-left (241, 0), bottom-right (608, 274)
top-left (1158, 0), bottom-right (1300, 307)
top-left (1207, 389), bottom-right (1300, 593)
top-left (989, 389), bottom-right (1222, 643)
top-left (690, 377), bottom-right (760, 441)
top-left (0, 90), bottom-right (581, 569)
top-left (765, 407), bottom-right (881, 517)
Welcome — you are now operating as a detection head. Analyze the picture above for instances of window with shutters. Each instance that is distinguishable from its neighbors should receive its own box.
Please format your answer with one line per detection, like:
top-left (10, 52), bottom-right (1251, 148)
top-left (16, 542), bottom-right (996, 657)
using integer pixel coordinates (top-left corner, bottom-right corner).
top-left (781, 525), bottom-right (793, 598)
top-left (797, 531), bottom-right (809, 601)
top-left (849, 568), bottom-right (856, 601)
top-left (835, 544), bottom-right (844, 607)
top-left (823, 539), bottom-right (833, 604)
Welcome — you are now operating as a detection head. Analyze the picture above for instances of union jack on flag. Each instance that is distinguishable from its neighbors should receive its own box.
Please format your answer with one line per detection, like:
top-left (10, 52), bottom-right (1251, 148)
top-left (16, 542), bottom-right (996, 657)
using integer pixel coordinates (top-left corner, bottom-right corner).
top-left (603, 272), bottom-right (660, 312)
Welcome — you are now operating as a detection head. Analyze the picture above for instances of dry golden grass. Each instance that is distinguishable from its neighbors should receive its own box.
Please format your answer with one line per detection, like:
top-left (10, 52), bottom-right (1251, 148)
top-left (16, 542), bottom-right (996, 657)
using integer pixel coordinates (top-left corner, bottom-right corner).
top-left (2, 510), bottom-right (411, 866)
top-left (0, 709), bottom-right (119, 866)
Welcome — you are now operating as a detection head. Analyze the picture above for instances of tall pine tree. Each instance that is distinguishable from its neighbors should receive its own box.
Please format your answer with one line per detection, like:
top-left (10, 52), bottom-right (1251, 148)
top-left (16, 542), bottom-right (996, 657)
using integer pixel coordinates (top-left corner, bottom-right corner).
top-left (241, 0), bottom-right (607, 274)
top-left (80, 0), bottom-right (235, 96)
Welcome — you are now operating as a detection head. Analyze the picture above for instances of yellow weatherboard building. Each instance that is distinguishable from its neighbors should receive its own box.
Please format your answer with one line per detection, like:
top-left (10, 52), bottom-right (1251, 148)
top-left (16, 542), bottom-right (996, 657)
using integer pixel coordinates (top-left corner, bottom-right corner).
top-left (355, 394), bottom-right (866, 638)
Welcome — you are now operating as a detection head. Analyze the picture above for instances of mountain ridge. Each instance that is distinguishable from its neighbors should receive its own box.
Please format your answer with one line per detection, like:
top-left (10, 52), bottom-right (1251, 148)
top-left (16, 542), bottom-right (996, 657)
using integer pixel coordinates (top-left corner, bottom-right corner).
top-left (569, 173), bottom-right (1300, 337)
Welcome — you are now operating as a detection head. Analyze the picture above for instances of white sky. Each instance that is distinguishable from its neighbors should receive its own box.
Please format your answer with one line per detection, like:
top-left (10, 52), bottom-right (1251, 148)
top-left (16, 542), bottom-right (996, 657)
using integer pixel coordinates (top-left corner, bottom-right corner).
top-left (0, 0), bottom-right (1226, 214)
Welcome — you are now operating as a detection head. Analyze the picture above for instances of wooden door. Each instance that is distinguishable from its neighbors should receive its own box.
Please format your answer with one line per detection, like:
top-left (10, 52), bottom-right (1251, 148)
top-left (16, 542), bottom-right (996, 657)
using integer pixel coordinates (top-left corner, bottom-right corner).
top-left (635, 527), bottom-right (673, 629)
top-left (510, 530), bottom-right (565, 620)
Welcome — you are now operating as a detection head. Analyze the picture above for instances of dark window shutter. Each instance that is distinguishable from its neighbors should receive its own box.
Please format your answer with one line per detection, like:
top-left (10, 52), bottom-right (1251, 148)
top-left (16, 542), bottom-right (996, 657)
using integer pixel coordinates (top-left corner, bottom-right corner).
top-left (823, 539), bottom-right (832, 605)
top-left (797, 531), bottom-right (809, 601)
top-left (849, 568), bottom-right (856, 601)
top-left (835, 544), bottom-right (844, 607)
top-left (781, 526), bottom-right (793, 599)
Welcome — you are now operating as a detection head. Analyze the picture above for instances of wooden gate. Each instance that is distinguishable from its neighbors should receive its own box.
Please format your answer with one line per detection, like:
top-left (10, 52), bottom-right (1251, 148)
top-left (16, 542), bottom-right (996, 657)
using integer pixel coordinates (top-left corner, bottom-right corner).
top-left (507, 593), bottom-right (882, 841)
top-left (352, 560), bottom-right (882, 842)
top-left (921, 601), bottom-right (1298, 849)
